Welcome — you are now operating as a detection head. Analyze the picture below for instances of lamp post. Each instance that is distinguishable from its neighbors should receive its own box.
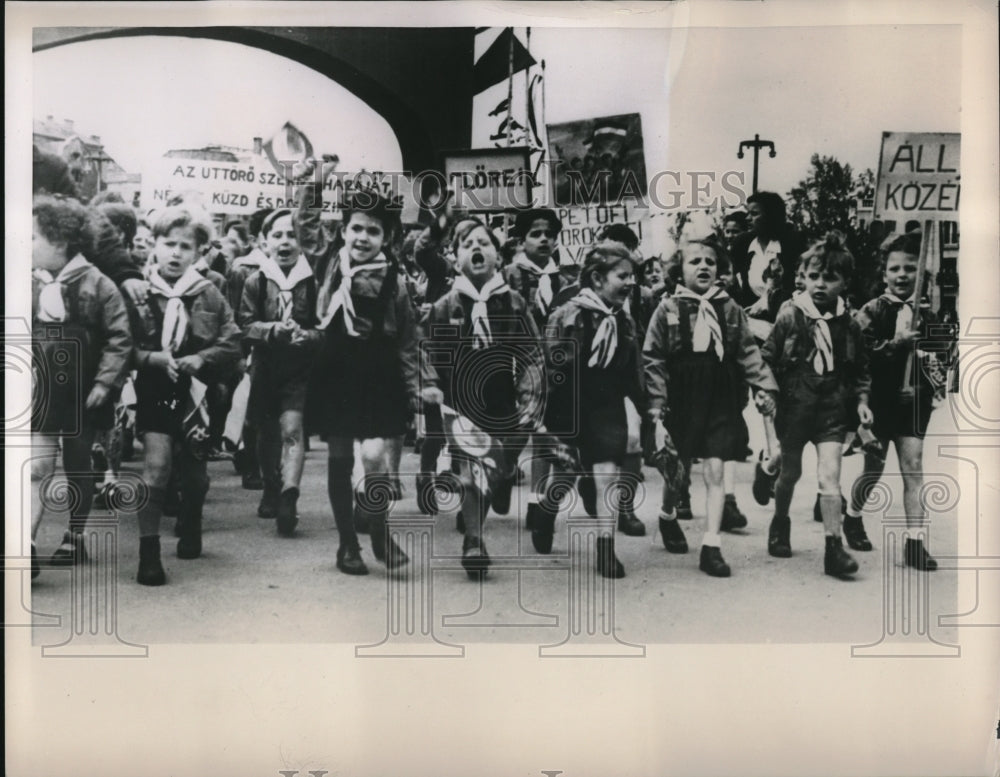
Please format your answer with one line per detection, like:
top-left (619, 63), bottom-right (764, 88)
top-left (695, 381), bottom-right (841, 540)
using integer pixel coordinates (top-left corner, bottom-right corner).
top-left (737, 134), bottom-right (776, 194)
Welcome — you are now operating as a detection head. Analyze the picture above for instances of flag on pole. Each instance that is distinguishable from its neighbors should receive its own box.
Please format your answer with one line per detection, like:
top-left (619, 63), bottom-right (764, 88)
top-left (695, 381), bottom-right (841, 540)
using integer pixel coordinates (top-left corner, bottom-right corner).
top-left (471, 28), bottom-right (551, 208)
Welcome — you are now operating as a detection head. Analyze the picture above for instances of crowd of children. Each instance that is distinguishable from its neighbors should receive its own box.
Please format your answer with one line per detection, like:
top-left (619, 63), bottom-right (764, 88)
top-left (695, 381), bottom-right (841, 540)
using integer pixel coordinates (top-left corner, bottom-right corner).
top-left (29, 168), bottom-right (951, 586)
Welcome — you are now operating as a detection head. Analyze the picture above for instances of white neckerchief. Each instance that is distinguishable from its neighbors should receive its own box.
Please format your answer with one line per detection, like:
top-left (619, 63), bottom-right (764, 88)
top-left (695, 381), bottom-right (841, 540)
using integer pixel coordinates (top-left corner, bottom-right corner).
top-left (34, 255), bottom-right (91, 323)
top-left (317, 246), bottom-right (389, 334)
top-left (513, 253), bottom-right (558, 317)
top-left (148, 266), bottom-right (210, 353)
top-left (792, 291), bottom-right (845, 375)
top-left (881, 293), bottom-right (916, 337)
top-left (673, 284), bottom-right (727, 360)
top-left (572, 288), bottom-right (619, 368)
top-left (452, 273), bottom-right (510, 349)
top-left (258, 255), bottom-right (314, 323)
top-left (747, 237), bottom-right (781, 297)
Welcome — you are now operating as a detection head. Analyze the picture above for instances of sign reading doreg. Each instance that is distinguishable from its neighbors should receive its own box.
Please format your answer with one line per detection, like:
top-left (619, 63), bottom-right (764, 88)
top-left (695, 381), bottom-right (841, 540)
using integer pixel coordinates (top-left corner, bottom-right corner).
top-left (444, 147), bottom-right (533, 212)
top-left (874, 132), bottom-right (960, 222)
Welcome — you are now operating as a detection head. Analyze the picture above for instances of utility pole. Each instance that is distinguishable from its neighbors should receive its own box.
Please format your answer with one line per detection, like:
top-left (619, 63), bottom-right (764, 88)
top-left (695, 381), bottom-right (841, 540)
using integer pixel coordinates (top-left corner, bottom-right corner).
top-left (737, 134), bottom-right (776, 193)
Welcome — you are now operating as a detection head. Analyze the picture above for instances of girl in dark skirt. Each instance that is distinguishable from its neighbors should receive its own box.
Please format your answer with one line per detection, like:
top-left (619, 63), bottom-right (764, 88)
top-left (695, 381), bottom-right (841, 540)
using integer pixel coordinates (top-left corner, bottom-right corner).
top-left (543, 242), bottom-right (647, 578)
top-left (644, 237), bottom-right (777, 577)
top-left (844, 232), bottom-right (951, 570)
top-left (298, 168), bottom-right (419, 576)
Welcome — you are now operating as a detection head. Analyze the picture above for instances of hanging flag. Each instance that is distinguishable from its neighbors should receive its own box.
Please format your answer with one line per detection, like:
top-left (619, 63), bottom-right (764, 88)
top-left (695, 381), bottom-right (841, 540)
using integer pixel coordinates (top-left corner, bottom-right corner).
top-left (473, 27), bottom-right (536, 93)
top-left (471, 28), bottom-right (551, 209)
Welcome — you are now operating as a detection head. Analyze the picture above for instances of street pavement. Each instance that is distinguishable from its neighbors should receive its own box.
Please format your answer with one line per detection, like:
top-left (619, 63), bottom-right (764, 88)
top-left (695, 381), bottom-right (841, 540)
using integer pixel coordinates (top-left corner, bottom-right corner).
top-left (26, 407), bottom-right (965, 651)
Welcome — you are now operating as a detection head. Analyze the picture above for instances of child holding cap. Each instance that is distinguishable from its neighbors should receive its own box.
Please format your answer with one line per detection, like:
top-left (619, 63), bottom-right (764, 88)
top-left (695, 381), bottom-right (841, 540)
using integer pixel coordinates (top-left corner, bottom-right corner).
top-left (644, 236), bottom-right (777, 578)
top-left (124, 206), bottom-right (241, 585)
top-left (419, 217), bottom-right (544, 576)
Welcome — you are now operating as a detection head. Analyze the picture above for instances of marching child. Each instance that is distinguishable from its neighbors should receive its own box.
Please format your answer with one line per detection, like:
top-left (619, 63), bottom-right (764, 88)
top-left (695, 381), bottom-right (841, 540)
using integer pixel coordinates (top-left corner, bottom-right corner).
top-left (543, 242), bottom-right (646, 578)
top-left (30, 195), bottom-right (133, 577)
top-left (226, 209), bottom-right (272, 491)
top-left (298, 161), bottom-right (419, 576)
top-left (844, 231), bottom-right (948, 570)
top-left (761, 232), bottom-right (872, 579)
top-left (503, 209), bottom-right (564, 534)
top-left (419, 217), bottom-right (543, 576)
top-left (238, 209), bottom-right (321, 536)
top-left (644, 236), bottom-right (777, 577)
top-left (125, 206), bottom-right (241, 585)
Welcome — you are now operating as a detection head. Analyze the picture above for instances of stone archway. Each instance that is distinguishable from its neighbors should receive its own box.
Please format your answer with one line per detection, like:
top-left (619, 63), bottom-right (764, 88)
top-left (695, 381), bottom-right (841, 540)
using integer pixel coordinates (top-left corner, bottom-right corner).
top-left (33, 25), bottom-right (476, 173)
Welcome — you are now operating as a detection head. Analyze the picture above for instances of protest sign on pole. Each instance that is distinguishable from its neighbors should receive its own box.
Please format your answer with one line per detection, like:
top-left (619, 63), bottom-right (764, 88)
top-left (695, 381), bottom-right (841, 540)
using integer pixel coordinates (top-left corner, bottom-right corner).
top-left (873, 132), bottom-right (960, 223)
top-left (444, 147), bottom-right (533, 211)
top-left (140, 156), bottom-right (422, 221)
top-left (555, 200), bottom-right (651, 265)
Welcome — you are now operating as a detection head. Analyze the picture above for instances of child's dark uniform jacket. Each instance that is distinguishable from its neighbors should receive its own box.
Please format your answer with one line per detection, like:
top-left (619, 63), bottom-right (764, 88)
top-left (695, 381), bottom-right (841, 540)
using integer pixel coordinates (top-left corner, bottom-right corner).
top-left (503, 255), bottom-right (563, 332)
top-left (194, 257), bottom-right (228, 296)
top-left (544, 297), bottom-right (646, 465)
top-left (419, 284), bottom-right (544, 436)
top-left (32, 256), bottom-right (133, 433)
top-left (854, 294), bottom-right (952, 440)
top-left (237, 257), bottom-right (321, 421)
top-left (761, 295), bottom-right (871, 448)
top-left (296, 183), bottom-right (419, 439)
top-left (643, 292), bottom-right (776, 461)
top-left (127, 273), bottom-right (241, 438)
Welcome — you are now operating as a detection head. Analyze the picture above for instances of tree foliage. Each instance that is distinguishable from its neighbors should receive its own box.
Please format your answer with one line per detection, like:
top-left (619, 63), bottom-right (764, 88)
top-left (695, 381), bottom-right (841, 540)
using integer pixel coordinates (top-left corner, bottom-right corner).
top-left (786, 154), bottom-right (881, 304)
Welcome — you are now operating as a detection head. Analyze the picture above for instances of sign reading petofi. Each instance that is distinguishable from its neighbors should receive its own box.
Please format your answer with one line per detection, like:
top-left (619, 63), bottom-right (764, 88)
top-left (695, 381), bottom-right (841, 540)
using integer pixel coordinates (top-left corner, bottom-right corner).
top-left (873, 132), bottom-right (960, 222)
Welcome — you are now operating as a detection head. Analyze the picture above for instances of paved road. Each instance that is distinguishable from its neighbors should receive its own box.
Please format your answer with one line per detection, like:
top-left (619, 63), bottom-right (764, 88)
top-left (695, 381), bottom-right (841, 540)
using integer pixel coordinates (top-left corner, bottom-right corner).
top-left (26, 408), bottom-right (964, 651)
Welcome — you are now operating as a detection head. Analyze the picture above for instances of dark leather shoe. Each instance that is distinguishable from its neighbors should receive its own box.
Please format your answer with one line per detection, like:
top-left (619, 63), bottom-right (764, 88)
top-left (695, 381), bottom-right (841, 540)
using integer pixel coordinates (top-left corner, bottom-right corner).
top-left (768, 515), bottom-right (792, 558)
top-left (658, 517), bottom-right (688, 553)
top-left (336, 544), bottom-right (369, 576)
top-left (49, 531), bottom-right (87, 567)
top-left (699, 545), bottom-right (731, 577)
top-left (370, 518), bottom-right (410, 570)
top-left (617, 509), bottom-right (646, 536)
top-left (752, 453), bottom-right (778, 506)
top-left (137, 536), bottom-right (166, 586)
top-left (720, 494), bottom-right (748, 532)
top-left (276, 487), bottom-right (299, 537)
top-left (525, 502), bottom-right (542, 531)
top-left (595, 536), bottom-right (625, 579)
top-left (530, 508), bottom-right (556, 554)
top-left (843, 514), bottom-right (873, 551)
top-left (824, 535), bottom-right (859, 578)
top-left (490, 473), bottom-right (516, 516)
top-left (904, 538), bottom-right (937, 571)
top-left (415, 473), bottom-right (438, 515)
top-left (176, 514), bottom-right (202, 559)
top-left (461, 534), bottom-right (491, 579)
top-left (257, 488), bottom-right (279, 519)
